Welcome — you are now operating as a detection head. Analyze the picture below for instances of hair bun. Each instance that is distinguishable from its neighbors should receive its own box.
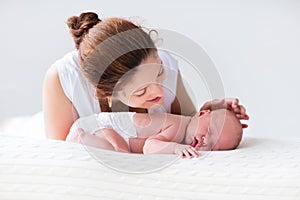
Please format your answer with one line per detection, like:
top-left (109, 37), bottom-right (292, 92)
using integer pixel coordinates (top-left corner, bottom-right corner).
top-left (67, 12), bottom-right (101, 49)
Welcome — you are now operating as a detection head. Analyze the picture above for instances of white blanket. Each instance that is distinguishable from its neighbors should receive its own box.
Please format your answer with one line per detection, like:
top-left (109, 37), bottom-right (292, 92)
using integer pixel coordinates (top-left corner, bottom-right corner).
top-left (0, 133), bottom-right (299, 200)
top-left (0, 111), bottom-right (45, 139)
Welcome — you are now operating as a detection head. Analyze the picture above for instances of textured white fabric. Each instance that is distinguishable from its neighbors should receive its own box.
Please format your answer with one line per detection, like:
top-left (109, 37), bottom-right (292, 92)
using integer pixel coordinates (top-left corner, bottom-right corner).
top-left (68, 112), bottom-right (137, 144)
top-left (0, 111), bottom-right (45, 139)
top-left (55, 49), bottom-right (178, 117)
top-left (0, 135), bottom-right (299, 200)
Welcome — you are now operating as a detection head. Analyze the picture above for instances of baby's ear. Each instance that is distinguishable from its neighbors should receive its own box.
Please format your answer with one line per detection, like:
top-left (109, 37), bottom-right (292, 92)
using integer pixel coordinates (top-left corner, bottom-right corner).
top-left (199, 110), bottom-right (211, 116)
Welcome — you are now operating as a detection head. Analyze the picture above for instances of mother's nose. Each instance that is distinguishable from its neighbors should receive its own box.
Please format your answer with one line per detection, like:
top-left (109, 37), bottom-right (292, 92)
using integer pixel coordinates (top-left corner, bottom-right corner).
top-left (147, 83), bottom-right (163, 96)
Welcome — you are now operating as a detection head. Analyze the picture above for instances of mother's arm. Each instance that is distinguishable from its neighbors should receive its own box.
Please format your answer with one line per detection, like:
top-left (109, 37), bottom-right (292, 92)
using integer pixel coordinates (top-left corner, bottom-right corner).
top-left (43, 65), bottom-right (78, 140)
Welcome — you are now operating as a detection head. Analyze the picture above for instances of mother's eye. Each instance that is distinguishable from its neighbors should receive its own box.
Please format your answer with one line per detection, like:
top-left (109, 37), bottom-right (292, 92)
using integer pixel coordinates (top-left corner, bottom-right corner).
top-left (134, 88), bottom-right (146, 97)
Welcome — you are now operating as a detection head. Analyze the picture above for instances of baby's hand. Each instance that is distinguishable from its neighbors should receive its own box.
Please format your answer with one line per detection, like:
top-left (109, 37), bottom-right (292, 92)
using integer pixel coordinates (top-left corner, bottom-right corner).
top-left (174, 144), bottom-right (200, 159)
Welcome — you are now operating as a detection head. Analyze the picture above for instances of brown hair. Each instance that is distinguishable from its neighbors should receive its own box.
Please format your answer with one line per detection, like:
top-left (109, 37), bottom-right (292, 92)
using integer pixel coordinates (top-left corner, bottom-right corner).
top-left (67, 12), bottom-right (157, 100)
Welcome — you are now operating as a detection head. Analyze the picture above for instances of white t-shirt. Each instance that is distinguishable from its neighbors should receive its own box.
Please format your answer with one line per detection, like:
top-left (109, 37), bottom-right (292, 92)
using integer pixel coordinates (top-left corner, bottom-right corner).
top-left (54, 49), bottom-right (179, 117)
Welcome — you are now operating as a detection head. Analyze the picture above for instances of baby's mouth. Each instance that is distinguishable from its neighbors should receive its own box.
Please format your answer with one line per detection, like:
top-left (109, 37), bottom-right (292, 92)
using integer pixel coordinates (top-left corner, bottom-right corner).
top-left (191, 137), bottom-right (200, 147)
top-left (191, 136), bottom-right (205, 148)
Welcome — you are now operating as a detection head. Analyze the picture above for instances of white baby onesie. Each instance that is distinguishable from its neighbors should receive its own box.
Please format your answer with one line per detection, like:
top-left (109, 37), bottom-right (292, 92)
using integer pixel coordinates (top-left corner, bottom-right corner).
top-left (69, 112), bottom-right (137, 146)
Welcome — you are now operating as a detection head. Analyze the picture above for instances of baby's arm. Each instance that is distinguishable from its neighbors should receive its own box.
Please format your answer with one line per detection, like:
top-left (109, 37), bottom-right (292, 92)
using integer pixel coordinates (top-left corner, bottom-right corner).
top-left (94, 128), bottom-right (129, 152)
top-left (143, 132), bottom-right (200, 159)
top-left (134, 113), bottom-right (199, 158)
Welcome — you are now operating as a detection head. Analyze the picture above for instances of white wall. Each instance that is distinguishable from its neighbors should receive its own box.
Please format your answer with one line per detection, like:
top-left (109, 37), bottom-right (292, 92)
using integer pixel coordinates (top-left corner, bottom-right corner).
top-left (1, 0), bottom-right (299, 138)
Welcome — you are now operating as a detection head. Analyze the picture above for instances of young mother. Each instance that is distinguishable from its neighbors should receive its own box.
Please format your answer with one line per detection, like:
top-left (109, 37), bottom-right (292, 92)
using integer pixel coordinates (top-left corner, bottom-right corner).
top-left (43, 12), bottom-right (249, 144)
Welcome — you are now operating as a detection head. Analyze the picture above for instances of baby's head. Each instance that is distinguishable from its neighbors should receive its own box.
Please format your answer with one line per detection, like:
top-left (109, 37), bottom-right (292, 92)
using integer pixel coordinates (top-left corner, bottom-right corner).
top-left (185, 109), bottom-right (243, 151)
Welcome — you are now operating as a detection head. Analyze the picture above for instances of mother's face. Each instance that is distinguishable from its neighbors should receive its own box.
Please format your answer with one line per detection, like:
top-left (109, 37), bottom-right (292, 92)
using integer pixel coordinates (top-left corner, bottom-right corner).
top-left (116, 52), bottom-right (166, 109)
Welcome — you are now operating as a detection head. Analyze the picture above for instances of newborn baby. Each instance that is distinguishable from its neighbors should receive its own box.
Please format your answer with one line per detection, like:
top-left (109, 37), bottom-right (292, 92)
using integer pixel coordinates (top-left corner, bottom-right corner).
top-left (141, 109), bottom-right (243, 158)
top-left (67, 109), bottom-right (243, 158)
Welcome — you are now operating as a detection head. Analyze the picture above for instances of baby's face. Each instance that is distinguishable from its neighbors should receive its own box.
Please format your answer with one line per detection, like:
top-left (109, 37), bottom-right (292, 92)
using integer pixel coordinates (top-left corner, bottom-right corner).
top-left (186, 110), bottom-right (215, 150)
top-left (186, 110), bottom-right (240, 151)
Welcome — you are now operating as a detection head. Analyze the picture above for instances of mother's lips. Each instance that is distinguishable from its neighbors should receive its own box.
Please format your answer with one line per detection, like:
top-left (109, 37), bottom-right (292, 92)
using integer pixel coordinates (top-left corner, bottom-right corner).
top-left (147, 96), bottom-right (161, 103)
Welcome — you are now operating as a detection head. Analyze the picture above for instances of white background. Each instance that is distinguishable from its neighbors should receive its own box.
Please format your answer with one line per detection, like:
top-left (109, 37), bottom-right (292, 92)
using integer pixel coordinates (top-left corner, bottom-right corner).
top-left (0, 0), bottom-right (299, 138)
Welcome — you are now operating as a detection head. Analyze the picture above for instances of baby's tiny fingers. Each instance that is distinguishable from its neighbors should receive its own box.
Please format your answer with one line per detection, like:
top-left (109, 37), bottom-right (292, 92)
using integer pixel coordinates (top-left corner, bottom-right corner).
top-left (180, 152), bottom-right (186, 159)
top-left (193, 150), bottom-right (200, 157)
top-left (191, 147), bottom-right (200, 156)
top-left (188, 149), bottom-right (199, 158)
top-left (183, 149), bottom-right (192, 159)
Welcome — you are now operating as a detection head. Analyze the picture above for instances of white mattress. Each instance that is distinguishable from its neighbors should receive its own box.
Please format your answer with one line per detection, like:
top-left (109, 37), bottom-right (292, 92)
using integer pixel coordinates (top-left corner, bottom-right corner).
top-left (0, 133), bottom-right (299, 200)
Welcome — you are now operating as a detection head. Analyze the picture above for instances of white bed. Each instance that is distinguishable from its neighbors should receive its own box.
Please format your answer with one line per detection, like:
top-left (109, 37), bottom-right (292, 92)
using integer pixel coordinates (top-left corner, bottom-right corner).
top-left (0, 113), bottom-right (299, 200)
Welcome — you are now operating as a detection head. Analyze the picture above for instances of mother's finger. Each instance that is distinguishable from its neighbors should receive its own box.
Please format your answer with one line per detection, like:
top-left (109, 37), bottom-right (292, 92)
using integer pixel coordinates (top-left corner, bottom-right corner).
top-left (233, 107), bottom-right (242, 114)
top-left (212, 98), bottom-right (225, 105)
top-left (230, 98), bottom-right (239, 108)
top-left (242, 124), bottom-right (248, 129)
top-left (239, 105), bottom-right (247, 115)
top-left (235, 114), bottom-right (249, 120)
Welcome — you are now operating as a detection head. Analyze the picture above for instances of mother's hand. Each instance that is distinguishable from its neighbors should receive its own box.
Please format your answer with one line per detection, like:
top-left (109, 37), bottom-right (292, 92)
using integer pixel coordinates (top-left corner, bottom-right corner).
top-left (200, 98), bottom-right (250, 128)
